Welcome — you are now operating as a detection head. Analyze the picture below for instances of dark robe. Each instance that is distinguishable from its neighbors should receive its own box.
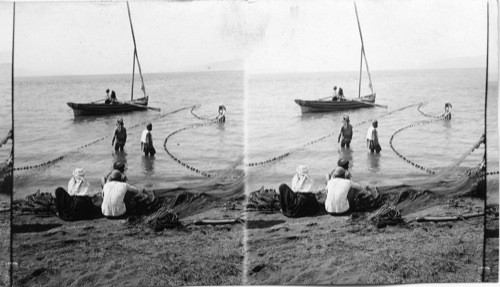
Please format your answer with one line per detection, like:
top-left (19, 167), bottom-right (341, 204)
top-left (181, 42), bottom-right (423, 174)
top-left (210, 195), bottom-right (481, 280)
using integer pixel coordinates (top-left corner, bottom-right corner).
top-left (279, 184), bottom-right (319, 218)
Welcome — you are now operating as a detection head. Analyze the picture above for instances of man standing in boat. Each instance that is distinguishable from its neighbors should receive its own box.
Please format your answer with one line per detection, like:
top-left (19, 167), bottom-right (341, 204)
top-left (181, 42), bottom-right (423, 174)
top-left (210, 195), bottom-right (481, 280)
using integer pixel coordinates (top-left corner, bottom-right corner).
top-left (112, 118), bottom-right (127, 152)
top-left (338, 115), bottom-right (353, 149)
top-left (366, 120), bottom-right (381, 153)
top-left (332, 86), bottom-right (338, 101)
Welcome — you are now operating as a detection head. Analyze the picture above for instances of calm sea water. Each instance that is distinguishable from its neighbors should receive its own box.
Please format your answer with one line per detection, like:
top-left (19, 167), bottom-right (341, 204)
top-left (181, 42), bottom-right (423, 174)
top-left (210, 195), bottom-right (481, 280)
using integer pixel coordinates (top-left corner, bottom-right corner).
top-left (246, 69), bottom-right (498, 202)
top-left (12, 68), bottom-right (498, 203)
top-left (0, 64), bottom-right (12, 163)
top-left (14, 71), bottom-right (244, 199)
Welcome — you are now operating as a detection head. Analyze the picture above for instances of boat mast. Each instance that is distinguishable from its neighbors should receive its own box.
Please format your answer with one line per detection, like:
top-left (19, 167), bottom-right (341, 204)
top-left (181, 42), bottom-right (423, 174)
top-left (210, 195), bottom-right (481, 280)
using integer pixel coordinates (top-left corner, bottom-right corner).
top-left (126, 2), bottom-right (147, 100)
top-left (358, 47), bottom-right (363, 98)
top-left (354, 2), bottom-right (374, 95)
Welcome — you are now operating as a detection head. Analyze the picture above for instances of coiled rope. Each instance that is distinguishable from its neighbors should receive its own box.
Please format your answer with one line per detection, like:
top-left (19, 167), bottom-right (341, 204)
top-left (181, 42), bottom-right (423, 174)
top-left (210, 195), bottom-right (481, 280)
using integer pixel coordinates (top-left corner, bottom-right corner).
top-left (14, 105), bottom-right (194, 171)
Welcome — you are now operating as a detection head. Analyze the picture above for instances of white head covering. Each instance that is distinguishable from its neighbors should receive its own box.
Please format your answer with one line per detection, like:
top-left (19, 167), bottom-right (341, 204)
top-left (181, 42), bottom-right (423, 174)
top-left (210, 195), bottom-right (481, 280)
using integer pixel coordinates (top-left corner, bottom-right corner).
top-left (68, 168), bottom-right (93, 196)
top-left (291, 165), bottom-right (314, 193)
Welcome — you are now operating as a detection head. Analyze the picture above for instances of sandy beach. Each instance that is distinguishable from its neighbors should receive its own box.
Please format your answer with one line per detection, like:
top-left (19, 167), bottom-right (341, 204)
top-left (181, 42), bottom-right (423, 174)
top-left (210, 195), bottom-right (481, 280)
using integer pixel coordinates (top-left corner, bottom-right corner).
top-left (12, 186), bottom-right (245, 286)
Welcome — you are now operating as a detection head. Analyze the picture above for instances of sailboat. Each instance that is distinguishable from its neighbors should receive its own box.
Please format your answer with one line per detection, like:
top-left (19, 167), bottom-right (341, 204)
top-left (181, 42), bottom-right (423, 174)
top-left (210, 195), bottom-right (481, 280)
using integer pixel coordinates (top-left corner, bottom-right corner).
top-left (67, 2), bottom-right (152, 117)
top-left (294, 3), bottom-right (382, 113)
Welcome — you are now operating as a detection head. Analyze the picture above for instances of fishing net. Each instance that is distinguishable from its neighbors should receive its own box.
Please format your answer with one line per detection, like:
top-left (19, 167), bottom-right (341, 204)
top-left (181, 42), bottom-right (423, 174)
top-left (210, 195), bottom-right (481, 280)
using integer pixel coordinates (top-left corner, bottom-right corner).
top-left (13, 190), bottom-right (57, 215)
top-left (0, 158), bottom-right (12, 194)
top-left (245, 187), bottom-right (281, 213)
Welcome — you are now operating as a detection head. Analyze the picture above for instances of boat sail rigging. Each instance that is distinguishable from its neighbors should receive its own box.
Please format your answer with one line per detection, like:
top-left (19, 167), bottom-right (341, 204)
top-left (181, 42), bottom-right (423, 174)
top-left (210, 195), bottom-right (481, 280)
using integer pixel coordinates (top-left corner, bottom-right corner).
top-left (294, 3), bottom-right (384, 113)
top-left (67, 2), bottom-right (156, 116)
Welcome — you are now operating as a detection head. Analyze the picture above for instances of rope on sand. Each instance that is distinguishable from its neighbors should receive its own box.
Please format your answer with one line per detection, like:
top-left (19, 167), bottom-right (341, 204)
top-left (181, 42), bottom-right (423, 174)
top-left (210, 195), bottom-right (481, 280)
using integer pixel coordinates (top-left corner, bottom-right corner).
top-left (14, 106), bottom-right (194, 172)
top-left (245, 102), bottom-right (425, 167)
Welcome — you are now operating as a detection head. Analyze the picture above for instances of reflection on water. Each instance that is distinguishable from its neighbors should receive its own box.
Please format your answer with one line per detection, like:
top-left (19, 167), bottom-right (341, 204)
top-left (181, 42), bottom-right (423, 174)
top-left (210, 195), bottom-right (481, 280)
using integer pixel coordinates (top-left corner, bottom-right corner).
top-left (217, 122), bottom-right (225, 131)
top-left (112, 151), bottom-right (128, 169)
top-left (141, 156), bottom-right (155, 175)
top-left (367, 152), bottom-right (381, 173)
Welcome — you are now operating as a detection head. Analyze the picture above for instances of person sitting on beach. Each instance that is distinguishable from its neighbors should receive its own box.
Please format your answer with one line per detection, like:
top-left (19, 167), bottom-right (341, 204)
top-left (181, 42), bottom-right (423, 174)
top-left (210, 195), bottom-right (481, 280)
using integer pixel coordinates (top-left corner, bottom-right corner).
top-left (101, 170), bottom-right (143, 218)
top-left (112, 118), bottom-right (127, 152)
top-left (338, 87), bottom-right (345, 101)
top-left (217, 105), bottom-right (227, 123)
top-left (332, 86), bottom-right (338, 101)
top-left (141, 123), bottom-right (156, 157)
top-left (101, 161), bottom-right (128, 187)
top-left (366, 120), bottom-right (381, 153)
top-left (326, 158), bottom-right (352, 181)
top-left (325, 167), bottom-right (370, 215)
top-left (55, 168), bottom-right (102, 221)
top-left (337, 115), bottom-right (353, 148)
top-left (279, 165), bottom-right (321, 218)
top-left (442, 102), bottom-right (452, 120)
top-left (104, 89), bottom-right (111, 104)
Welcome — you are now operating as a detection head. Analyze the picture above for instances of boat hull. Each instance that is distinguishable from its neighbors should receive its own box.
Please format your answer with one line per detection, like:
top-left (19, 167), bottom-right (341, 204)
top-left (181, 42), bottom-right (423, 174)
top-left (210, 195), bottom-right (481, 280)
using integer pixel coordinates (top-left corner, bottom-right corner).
top-left (294, 94), bottom-right (376, 113)
top-left (67, 97), bottom-right (149, 117)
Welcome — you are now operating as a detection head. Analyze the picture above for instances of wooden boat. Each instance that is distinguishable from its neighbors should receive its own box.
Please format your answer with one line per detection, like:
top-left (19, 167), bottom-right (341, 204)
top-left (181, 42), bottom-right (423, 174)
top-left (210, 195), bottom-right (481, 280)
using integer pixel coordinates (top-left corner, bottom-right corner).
top-left (67, 2), bottom-right (152, 117)
top-left (67, 97), bottom-right (148, 116)
top-left (295, 3), bottom-right (381, 113)
top-left (295, 94), bottom-right (375, 113)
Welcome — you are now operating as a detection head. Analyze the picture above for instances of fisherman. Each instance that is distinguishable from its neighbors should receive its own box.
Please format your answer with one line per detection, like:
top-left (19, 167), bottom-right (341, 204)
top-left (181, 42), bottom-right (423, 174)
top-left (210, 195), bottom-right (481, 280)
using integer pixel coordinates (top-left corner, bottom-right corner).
top-left (327, 158), bottom-right (352, 181)
top-left (218, 105), bottom-right (226, 123)
top-left (337, 114), bottom-right (353, 148)
top-left (110, 90), bottom-right (117, 104)
top-left (442, 102), bottom-right (452, 120)
top-left (332, 86), bottom-right (338, 101)
top-left (104, 89), bottom-right (111, 104)
top-left (338, 87), bottom-right (345, 101)
top-left (101, 170), bottom-right (143, 218)
top-left (366, 120), bottom-right (381, 153)
top-left (54, 168), bottom-right (102, 221)
top-left (101, 161), bottom-right (128, 187)
top-left (279, 165), bottom-right (320, 218)
top-left (325, 166), bottom-right (371, 215)
top-left (141, 123), bottom-right (155, 157)
top-left (112, 118), bottom-right (127, 152)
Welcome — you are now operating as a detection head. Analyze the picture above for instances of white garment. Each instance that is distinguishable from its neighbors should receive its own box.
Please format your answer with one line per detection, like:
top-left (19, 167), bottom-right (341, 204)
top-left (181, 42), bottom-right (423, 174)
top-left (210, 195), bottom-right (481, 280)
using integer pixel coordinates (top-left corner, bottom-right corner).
top-left (366, 126), bottom-right (374, 140)
top-left (291, 174), bottom-right (314, 193)
top-left (140, 129), bottom-right (148, 143)
top-left (67, 176), bottom-right (94, 197)
top-left (101, 181), bottom-right (138, 217)
top-left (325, 178), bottom-right (362, 213)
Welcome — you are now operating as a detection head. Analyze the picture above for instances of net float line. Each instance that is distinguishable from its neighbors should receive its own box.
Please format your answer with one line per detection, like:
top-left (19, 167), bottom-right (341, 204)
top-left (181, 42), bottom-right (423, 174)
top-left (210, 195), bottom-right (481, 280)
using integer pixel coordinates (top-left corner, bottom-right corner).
top-left (245, 102), bottom-right (425, 167)
top-left (390, 119), bottom-right (485, 175)
top-left (14, 106), bottom-right (194, 172)
top-left (190, 105), bottom-right (219, 122)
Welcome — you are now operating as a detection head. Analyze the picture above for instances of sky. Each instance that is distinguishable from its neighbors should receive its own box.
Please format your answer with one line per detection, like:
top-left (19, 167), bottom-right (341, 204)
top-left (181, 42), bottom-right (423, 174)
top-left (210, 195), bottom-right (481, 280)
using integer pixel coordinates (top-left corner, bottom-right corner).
top-left (0, 0), bottom-right (497, 76)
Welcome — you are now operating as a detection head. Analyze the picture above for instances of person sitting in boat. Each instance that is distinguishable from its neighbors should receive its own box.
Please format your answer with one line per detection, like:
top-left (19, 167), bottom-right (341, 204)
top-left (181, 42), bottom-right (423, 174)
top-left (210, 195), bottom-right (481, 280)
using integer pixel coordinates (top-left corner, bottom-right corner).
top-left (109, 90), bottom-right (117, 104)
top-left (366, 120), bottom-right (381, 153)
top-left (442, 102), bottom-right (452, 120)
top-left (279, 165), bottom-right (321, 218)
top-left (101, 161), bottom-right (128, 187)
top-left (112, 118), bottom-right (127, 152)
top-left (141, 123), bottom-right (156, 157)
top-left (338, 87), bottom-right (345, 101)
top-left (326, 158), bottom-right (352, 182)
top-left (55, 168), bottom-right (102, 221)
top-left (217, 105), bottom-right (226, 123)
top-left (332, 86), bottom-right (338, 101)
top-left (101, 170), bottom-right (144, 219)
top-left (325, 166), bottom-right (371, 216)
top-left (104, 89), bottom-right (111, 104)
top-left (337, 114), bottom-right (353, 148)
